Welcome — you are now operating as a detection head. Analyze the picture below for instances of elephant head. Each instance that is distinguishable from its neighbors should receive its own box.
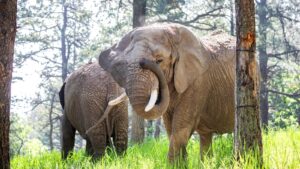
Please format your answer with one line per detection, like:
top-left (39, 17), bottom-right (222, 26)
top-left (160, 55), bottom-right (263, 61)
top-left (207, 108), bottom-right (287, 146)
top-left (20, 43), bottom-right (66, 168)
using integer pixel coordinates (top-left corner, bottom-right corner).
top-left (99, 24), bottom-right (209, 120)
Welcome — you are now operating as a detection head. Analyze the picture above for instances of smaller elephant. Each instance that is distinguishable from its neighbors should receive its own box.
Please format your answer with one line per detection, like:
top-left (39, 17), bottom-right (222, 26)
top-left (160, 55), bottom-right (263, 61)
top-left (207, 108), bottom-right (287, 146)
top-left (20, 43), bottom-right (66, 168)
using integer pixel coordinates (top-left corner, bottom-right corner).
top-left (59, 62), bottom-right (128, 159)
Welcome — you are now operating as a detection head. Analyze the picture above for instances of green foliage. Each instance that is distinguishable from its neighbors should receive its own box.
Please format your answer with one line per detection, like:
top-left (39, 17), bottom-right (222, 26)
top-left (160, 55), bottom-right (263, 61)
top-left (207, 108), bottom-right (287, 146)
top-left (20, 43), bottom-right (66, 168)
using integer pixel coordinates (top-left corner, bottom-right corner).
top-left (260, 0), bottom-right (300, 128)
top-left (269, 62), bottom-right (300, 128)
top-left (11, 128), bottom-right (300, 169)
top-left (10, 114), bottom-right (31, 156)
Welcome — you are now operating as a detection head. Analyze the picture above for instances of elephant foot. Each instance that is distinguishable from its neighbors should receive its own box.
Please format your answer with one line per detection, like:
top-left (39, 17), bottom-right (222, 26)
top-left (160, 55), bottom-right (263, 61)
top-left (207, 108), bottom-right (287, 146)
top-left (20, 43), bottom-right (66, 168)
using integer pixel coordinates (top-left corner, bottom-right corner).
top-left (115, 143), bottom-right (127, 156)
top-left (168, 150), bottom-right (188, 168)
top-left (91, 152), bottom-right (105, 162)
top-left (62, 150), bottom-right (74, 160)
top-left (200, 132), bottom-right (213, 160)
top-left (168, 157), bottom-right (188, 169)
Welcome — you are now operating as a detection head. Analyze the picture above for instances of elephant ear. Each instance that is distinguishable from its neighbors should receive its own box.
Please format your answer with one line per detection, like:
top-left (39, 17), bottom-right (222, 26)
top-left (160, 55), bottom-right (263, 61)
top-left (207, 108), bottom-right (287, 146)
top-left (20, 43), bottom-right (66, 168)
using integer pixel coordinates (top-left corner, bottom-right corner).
top-left (98, 30), bottom-right (134, 87)
top-left (171, 25), bottom-right (209, 94)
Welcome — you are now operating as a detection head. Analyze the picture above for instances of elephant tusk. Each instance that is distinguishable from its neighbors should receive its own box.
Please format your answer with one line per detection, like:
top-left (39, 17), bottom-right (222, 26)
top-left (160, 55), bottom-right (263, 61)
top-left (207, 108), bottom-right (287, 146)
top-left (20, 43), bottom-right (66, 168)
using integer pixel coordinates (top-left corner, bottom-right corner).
top-left (145, 89), bottom-right (158, 112)
top-left (108, 93), bottom-right (127, 106)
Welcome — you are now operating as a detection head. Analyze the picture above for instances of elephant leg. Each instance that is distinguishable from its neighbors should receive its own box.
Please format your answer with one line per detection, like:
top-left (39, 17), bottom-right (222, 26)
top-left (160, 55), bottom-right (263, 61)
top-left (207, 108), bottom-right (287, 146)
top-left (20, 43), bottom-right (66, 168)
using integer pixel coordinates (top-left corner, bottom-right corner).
top-left (85, 138), bottom-right (94, 156)
top-left (105, 121), bottom-right (114, 155)
top-left (112, 108), bottom-right (128, 155)
top-left (168, 119), bottom-right (193, 164)
top-left (61, 115), bottom-right (75, 159)
top-left (167, 98), bottom-right (195, 166)
top-left (105, 134), bottom-right (114, 154)
top-left (168, 128), bottom-right (192, 164)
top-left (87, 123), bottom-right (107, 160)
top-left (162, 111), bottom-right (173, 139)
top-left (200, 133), bottom-right (213, 159)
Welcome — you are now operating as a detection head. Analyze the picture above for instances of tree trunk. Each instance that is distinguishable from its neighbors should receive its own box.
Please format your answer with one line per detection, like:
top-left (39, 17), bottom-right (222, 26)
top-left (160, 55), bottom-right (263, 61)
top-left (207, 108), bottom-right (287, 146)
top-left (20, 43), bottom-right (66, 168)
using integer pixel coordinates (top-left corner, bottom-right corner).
top-left (131, 0), bottom-right (147, 143)
top-left (0, 1), bottom-right (17, 168)
top-left (61, 0), bottom-right (68, 82)
top-left (49, 93), bottom-right (56, 150)
top-left (230, 0), bottom-right (235, 36)
top-left (257, 0), bottom-right (269, 128)
top-left (154, 118), bottom-right (161, 139)
top-left (133, 0), bottom-right (146, 27)
top-left (234, 0), bottom-right (263, 166)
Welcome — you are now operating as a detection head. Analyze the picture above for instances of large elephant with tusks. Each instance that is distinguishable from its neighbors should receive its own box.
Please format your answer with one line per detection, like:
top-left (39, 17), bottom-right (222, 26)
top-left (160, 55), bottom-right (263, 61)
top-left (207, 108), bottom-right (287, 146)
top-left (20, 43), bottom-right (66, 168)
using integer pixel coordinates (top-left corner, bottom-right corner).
top-left (98, 24), bottom-right (237, 162)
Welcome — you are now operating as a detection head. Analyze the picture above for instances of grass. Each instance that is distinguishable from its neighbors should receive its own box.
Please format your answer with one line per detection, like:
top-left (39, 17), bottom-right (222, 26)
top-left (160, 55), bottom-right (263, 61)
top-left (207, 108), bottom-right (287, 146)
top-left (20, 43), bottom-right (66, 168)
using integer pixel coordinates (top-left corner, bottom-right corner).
top-left (11, 128), bottom-right (300, 169)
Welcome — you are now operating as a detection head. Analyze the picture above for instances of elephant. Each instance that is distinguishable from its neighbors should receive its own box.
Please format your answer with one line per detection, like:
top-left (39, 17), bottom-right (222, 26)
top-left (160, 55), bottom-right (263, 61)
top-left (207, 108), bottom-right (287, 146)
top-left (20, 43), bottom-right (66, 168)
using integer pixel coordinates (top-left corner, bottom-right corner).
top-left (98, 24), bottom-right (236, 162)
top-left (59, 62), bottom-right (128, 160)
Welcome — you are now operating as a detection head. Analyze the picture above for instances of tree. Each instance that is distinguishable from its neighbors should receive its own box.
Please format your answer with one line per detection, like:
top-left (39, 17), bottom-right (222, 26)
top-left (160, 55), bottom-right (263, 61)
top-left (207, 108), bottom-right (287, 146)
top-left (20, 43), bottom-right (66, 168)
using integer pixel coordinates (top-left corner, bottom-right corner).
top-left (154, 117), bottom-right (161, 139)
top-left (255, 0), bottom-right (300, 128)
top-left (0, 0), bottom-right (17, 168)
top-left (14, 0), bottom-right (92, 150)
top-left (131, 0), bottom-right (147, 143)
top-left (149, 0), bottom-right (227, 31)
top-left (257, 0), bottom-right (269, 128)
top-left (234, 0), bottom-right (263, 166)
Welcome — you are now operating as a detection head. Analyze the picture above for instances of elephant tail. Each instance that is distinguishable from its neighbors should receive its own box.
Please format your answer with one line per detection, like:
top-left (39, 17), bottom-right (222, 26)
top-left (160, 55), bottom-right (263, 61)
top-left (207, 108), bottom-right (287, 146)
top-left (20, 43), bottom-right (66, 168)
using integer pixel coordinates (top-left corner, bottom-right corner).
top-left (85, 93), bottom-right (128, 136)
top-left (59, 82), bottom-right (66, 109)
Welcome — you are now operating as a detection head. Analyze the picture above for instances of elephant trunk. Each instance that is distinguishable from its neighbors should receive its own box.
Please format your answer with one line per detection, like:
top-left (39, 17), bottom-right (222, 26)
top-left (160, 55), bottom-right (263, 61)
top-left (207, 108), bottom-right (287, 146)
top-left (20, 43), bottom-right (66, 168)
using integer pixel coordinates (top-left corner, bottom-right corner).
top-left (126, 59), bottom-right (170, 120)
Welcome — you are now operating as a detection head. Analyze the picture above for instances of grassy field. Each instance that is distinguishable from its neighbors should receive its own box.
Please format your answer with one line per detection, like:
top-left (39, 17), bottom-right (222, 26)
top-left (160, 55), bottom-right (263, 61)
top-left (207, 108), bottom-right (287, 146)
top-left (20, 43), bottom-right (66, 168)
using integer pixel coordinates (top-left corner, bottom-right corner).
top-left (12, 128), bottom-right (300, 169)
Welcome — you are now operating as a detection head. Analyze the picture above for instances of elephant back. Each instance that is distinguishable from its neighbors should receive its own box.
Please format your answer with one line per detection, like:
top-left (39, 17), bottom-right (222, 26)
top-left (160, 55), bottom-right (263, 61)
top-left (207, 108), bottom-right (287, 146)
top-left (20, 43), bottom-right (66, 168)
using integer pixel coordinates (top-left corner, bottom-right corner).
top-left (64, 62), bottom-right (123, 136)
top-left (200, 31), bottom-right (236, 64)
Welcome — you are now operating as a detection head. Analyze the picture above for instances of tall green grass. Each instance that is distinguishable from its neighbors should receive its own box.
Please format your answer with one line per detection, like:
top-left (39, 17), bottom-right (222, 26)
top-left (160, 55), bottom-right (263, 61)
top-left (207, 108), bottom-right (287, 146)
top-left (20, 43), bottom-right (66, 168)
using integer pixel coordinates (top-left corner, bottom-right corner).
top-left (12, 128), bottom-right (300, 169)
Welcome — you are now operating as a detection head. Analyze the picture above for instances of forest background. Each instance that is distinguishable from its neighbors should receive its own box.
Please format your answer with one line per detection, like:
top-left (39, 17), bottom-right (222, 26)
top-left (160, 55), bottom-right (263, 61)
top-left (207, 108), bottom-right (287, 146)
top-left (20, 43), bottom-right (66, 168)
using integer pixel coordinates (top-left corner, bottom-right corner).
top-left (10, 0), bottom-right (300, 156)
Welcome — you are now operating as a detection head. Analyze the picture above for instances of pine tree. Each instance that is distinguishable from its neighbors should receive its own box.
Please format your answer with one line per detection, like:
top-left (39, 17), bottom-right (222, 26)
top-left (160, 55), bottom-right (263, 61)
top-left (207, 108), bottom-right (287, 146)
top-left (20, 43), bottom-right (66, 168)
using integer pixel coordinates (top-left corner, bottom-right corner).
top-left (234, 0), bottom-right (263, 166)
top-left (0, 1), bottom-right (17, 168)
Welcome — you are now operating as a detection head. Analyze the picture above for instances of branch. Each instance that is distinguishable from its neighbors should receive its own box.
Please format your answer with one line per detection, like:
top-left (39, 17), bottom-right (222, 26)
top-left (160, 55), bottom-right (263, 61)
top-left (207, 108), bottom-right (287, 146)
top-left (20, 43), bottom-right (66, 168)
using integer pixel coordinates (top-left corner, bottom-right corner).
top-left (157, 20), bottom-right (217, 31)
top-left (22, 99), bottom-right (49, 114)
top-left (41, 56), bottom-right (61, 65)
top-left (268, 50), bottom-right (300, 59)
top-left (15, 134), bottom-right (24, 155)
top-left (267, 7), bottom-right (300, 23)
top-left (42, 116), bottom-right (61, 129)
top-left (15, 47), bottom-right (51, 66)
top-left (268, 89), bottom-right (300, 102)
top-left (158, 6), bottom-right (224, 24)
top-left (267, 61), bottom-right (280, 72)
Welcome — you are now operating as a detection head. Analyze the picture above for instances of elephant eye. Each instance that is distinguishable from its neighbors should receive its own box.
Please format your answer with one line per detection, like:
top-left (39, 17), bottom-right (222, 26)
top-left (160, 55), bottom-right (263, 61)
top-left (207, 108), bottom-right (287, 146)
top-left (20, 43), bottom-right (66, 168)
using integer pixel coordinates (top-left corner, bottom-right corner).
top-left (156, 58), bottom-right (163, 64)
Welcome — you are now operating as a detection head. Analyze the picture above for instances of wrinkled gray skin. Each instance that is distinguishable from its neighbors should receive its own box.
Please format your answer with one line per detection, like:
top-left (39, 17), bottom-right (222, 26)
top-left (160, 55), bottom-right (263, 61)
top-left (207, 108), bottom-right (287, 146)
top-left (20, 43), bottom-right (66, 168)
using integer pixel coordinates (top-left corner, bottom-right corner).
top-left (98, 24), bottom-right (236, 163)
top-left (59, 62), bottom-right (128, 160)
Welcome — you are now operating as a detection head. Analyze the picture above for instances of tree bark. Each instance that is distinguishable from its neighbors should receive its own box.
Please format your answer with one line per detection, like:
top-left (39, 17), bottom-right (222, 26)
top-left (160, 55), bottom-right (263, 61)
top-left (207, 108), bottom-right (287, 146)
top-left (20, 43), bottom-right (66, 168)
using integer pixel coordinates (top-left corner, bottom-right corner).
top-left (234, 0), bottom-right (263, 166)
top-left (133, 0), bottom-right (146, 27)
top-left (257, 0), bottom-right (269, 128)
top-left (0, 1), bottom-right (17, 168)
top-left (154, 118), bottom-right (161, 139)
top-left (230, 0), bottom-right (235, 36)
top-left (131, 0), bottom-right (147, 143)
top-left (61, 0), bottom-right (68, 82)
